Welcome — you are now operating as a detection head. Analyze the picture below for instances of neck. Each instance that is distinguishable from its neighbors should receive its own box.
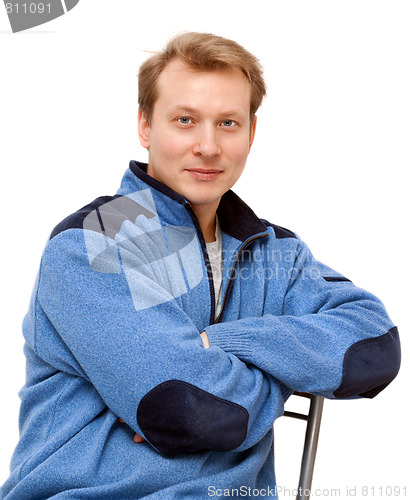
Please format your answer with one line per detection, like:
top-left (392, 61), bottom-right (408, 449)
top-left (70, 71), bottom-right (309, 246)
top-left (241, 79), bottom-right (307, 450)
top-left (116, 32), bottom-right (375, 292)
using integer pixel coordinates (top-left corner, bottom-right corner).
top-left (191, 202), bottom-right (219, 243)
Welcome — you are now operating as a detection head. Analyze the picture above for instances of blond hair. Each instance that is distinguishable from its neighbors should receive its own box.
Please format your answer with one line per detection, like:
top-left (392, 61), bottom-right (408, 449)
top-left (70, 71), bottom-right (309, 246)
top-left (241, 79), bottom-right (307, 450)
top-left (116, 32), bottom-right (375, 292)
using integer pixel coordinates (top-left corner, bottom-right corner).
top-left (138, 32), bottom-right (266, 125)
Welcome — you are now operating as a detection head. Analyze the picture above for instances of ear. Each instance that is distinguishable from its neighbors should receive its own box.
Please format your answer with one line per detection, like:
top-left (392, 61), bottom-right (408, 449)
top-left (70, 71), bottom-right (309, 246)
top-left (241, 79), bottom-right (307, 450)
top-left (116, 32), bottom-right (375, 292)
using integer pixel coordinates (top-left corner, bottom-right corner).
top-left (248, 115), bottom-right (257, 152)
top-left (138, 109), bottom-right (151, 149)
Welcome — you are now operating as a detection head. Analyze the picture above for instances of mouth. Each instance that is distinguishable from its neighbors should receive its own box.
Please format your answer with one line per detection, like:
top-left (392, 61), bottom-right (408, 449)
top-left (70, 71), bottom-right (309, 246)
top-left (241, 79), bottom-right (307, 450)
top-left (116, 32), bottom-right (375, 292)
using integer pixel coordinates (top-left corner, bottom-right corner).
top-left (185, 168), bottom-right (223, 181)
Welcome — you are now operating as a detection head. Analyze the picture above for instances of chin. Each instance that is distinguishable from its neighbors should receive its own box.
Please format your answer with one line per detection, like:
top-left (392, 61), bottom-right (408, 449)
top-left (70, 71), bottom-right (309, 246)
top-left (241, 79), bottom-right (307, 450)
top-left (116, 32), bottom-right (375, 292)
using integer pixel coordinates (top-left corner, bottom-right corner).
top-left (185, 188), bottom-right (223, 203)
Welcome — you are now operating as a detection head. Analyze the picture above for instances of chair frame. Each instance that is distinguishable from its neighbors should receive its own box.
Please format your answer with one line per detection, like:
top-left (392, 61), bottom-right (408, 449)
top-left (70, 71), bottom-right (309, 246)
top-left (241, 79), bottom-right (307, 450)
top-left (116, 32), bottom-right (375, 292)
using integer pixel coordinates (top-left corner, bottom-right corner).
top-left (283, 392), bottom-right (325, 500)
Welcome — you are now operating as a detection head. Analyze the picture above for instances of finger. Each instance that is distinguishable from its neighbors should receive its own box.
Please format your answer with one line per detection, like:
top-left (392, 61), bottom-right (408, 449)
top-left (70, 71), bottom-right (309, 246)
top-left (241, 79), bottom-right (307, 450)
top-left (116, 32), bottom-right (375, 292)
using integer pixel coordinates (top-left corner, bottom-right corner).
top-left (133, 433), bottom-right (145, 443)
top-left (118, 418), bottom-right (125, 423)
top-left (200, 331), bottom-right (210, 349)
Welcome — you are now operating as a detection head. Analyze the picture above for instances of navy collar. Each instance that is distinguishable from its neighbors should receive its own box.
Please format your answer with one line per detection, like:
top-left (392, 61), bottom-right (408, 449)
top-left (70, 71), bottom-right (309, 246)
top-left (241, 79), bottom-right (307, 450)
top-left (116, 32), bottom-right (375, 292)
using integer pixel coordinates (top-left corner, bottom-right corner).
top-left (129, 161), bottom-right (268, 242)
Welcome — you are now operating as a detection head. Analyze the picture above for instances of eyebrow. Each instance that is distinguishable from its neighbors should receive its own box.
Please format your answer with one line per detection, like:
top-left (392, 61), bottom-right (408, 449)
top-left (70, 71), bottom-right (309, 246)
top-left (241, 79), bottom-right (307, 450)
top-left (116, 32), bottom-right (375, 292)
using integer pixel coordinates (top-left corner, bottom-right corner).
top-left (169, 105), bottom-right (198, 115)
top-left (169, 105), bottom-right (246, 119)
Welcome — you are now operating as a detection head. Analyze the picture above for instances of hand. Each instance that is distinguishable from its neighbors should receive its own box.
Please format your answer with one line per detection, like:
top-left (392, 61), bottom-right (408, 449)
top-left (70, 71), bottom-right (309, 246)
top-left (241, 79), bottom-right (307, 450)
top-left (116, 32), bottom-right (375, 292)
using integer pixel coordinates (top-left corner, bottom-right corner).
top-left (200, 331), bottom-right (210, 348)
top-left (118, 418), bottom-right (145, 443)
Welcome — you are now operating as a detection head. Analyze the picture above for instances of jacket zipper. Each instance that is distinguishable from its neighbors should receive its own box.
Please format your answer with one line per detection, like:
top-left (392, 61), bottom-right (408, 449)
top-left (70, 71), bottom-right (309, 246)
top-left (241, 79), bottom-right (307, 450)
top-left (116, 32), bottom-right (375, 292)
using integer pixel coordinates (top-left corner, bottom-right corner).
top-left (213, 232), bottom-right (269, 325)
top-left (184, 203), bottom-right (217, 324)
top-left (184, 202), bottom-right (269, 326)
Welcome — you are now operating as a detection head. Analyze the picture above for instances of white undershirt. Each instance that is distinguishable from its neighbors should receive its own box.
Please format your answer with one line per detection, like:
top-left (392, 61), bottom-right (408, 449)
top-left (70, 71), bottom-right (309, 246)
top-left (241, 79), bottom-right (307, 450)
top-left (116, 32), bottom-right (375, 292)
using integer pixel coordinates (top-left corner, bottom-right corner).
top-left (205, 217), bottom-right (223, 317)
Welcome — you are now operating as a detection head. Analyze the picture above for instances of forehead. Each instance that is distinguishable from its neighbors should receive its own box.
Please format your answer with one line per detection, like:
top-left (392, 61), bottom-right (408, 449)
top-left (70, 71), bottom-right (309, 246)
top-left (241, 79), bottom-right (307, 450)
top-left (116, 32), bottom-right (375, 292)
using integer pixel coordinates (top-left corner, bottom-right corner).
top-left (154, 59), bottom-right (251, 115)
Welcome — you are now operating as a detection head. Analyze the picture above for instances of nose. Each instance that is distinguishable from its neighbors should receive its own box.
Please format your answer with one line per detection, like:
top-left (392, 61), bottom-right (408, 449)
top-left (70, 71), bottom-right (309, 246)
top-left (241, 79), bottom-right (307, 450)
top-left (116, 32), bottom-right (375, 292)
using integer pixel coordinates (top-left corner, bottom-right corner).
top-left (192, 124), bottom-right (221, 158)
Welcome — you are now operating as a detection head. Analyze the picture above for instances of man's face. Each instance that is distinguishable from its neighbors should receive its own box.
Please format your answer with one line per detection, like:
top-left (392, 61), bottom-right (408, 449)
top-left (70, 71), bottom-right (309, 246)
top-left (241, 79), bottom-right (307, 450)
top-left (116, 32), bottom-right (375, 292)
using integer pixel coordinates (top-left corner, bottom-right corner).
top-left (138, 59), bottom-right (256, 216)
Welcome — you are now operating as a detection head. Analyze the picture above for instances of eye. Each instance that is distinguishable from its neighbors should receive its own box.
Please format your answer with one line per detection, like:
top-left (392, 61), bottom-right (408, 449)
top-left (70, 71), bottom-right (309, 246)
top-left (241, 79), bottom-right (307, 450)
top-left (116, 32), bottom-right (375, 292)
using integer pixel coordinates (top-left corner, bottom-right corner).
top-left (177, 117), bottom-right (193, 125)
top-left (221, 119), bottom-right (236, 128)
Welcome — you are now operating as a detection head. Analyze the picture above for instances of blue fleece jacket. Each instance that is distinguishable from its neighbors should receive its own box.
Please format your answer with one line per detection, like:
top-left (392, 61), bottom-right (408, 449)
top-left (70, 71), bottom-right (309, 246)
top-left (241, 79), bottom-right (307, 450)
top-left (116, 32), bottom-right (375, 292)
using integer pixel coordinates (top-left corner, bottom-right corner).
top-left (1, 161), bottom-right (400, 499)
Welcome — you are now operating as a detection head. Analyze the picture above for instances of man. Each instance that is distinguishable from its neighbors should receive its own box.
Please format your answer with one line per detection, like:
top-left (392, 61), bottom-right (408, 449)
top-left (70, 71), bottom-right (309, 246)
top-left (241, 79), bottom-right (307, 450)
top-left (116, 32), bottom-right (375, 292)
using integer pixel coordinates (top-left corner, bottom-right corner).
top-left (1, 32), bottom-right (400, 499)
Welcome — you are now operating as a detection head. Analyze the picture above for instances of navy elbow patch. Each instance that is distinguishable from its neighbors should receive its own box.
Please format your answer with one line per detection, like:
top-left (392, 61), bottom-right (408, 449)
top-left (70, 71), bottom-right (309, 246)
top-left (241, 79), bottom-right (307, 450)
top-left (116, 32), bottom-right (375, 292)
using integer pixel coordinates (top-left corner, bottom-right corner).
top-left (137, 380), bottom-right (249, 457)
top-left (334, 327), bottom-right (401, 399)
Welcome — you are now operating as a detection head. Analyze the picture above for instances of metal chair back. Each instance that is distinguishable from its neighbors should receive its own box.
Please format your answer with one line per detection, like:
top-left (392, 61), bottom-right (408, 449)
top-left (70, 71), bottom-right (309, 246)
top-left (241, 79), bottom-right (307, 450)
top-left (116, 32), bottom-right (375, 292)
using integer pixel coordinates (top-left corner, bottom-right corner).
top-left (283, 392), bottom-right (325, 500)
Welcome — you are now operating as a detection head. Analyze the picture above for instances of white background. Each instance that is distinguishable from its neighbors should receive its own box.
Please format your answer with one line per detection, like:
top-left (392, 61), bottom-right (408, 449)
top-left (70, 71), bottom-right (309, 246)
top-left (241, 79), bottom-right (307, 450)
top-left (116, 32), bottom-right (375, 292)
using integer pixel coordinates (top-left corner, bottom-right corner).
top-left (0, 1), bottom-right (409, 497)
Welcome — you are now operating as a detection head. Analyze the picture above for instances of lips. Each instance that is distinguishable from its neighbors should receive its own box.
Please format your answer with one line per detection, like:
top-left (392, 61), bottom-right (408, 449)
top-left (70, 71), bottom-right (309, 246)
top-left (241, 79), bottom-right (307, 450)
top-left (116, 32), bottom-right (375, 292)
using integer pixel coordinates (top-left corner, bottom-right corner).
top-left (186, 169), bottom-right (223, 181)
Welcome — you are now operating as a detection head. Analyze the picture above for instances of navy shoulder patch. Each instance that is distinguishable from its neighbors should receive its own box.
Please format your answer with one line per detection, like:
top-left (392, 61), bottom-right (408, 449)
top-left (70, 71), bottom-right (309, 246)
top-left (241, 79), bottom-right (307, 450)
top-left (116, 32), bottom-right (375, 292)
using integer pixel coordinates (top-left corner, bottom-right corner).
top-left (261, 220), bottom-right (297, 240)
top-left (137, 380), bottom-right (249, 457)
top-left (49, 195), bottom-right (121, 240)
top-left (49, 194), bottom-right (156, 241)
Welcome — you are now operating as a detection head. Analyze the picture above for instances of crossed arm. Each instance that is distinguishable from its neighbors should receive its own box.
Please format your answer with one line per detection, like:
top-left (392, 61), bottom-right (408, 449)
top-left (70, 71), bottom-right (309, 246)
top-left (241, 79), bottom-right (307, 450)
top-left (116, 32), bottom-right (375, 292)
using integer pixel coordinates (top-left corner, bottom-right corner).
top-left (122, 331), bottom-right (210, 443)
top-left (35, 230), bottom-right (287, 455)
top-left (36, 230), bottom-right (399, 454)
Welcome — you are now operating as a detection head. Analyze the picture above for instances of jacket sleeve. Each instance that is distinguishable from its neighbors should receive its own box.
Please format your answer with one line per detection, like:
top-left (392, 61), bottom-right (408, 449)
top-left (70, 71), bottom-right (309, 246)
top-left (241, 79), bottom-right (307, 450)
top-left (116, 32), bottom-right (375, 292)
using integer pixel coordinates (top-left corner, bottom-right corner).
top-left (205, 237), bottom-right (400, 399)
top-left (32, 228), bottom-right (287, 457)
